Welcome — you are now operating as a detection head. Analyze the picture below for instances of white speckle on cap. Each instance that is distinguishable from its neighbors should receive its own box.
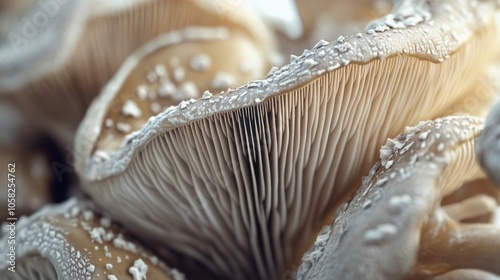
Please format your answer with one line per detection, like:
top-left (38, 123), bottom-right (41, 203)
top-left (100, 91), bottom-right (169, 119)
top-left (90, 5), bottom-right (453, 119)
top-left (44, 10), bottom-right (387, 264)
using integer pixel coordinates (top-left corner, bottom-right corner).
top-left (335, 42), bottom-right (351, 53)
top-left (108, 276), bottom-right (118, 280)
top-left (176, 81), bottom-right (199, 100)
top-left (113, 234), bottom-right (137, 253)
top-left (82, 210), bottom-right (94, 221)
top-left (116, 122), bottom-right (132, 134)
top-left (136, 85), bottom-right (148, 100)
top-left (314, 39), bottom-right (330, 48)
top-left (150, 102), bottom-right (162, 114)
top-left (87, 264), bottom-right (96, 273)
top-left (436, 142), bottom-right (445, 152)
top-left (89, 227), bottom-right (106, 244)
top-left (399, 141), bottom-right (415, 155)
top-left (100, 217), bottom-right (111, 228)
top-left (146, 70), bottom-right (158, 84)
top-left (189, 53), bottom-right (212, 71)
top-left (105, 119), bottom-right (114, 128)
top-left (129, 259), bottom-right (148, 280)
top-left (211, 72), bottom-right (236, 89)
top-left (362, 199), bottom-right (372, 209)
top-left (202, 90), bottom-right (213, 100)
top-left (155, 64), bottom-right (167, 78)
top-left (106, 263), bottom-right (113, 270)
top-left (173, 67), bottom-right (185, 82)
top-left (419, 131), bottom-right (430, 140)
top-left (364, 224), bottom-right (398, 244)
top-left (170, 269), bottom-right (186, 280)
top-left (121, 101), bottom-right (142, 118)
top-left (158, 81), bottom-right (177, 98)
top-left (389, 194), bottom-right (412, 214)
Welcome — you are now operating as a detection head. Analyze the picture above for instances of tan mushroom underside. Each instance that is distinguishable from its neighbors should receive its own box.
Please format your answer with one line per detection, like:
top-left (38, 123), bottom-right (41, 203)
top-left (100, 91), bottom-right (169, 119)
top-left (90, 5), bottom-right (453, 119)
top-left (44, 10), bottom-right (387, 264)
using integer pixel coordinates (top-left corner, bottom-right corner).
top-left (0, 199), bottom-right (182, 280)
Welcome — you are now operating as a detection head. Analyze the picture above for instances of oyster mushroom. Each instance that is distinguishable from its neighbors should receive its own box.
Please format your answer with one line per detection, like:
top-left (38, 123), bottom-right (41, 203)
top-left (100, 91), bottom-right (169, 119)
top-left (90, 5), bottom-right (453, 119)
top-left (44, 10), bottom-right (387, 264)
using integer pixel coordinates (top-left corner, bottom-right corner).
top-left (0, 198), bottom-right (184, 280)
top-left (0, 0), bottom-right (276, 145)
top-left (76, 0), bottom-right (500, 278)
top-left (295, 116), bottom-right (500, 279)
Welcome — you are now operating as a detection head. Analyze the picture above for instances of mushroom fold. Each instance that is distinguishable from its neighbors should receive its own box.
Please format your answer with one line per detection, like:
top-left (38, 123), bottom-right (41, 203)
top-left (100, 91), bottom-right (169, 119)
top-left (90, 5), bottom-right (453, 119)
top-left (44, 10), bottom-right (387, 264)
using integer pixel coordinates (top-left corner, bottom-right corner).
top-left (295, 116), bottom-right (500, 279)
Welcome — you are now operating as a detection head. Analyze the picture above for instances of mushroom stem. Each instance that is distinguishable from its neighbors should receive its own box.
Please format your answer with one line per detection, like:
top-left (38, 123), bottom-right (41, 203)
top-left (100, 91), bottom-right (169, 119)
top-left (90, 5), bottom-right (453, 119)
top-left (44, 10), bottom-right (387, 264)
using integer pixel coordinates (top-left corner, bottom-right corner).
top-left (442, 194), bottom-right (497, 222)
top-left (418, 210), bottom-right (500, 276)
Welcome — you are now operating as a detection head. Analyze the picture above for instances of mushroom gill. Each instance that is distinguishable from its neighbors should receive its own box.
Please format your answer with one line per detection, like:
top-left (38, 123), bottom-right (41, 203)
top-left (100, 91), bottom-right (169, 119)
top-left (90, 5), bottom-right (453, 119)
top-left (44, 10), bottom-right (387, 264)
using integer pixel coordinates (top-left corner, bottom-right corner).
top-left (295, 116), bottom-right (500, 279)
top-left (75, 0), bottom-right (500, 279)
top-left (0, 198), bottom-right (184, 280)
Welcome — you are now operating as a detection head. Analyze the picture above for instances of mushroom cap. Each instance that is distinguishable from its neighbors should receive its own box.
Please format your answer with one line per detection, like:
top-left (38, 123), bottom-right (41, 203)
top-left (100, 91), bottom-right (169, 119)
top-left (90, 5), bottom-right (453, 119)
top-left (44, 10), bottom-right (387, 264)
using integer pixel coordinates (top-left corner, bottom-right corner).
top-left (0, 0), bottom-right (277, 146)
top-left (294, 116), bottom-right (486, 279)
top-left (90, 26), bottom-right (271, 153)
top-left (0, 198), bottom-right (183, 280)
top-left (76, 0), bottom-right (500, 279)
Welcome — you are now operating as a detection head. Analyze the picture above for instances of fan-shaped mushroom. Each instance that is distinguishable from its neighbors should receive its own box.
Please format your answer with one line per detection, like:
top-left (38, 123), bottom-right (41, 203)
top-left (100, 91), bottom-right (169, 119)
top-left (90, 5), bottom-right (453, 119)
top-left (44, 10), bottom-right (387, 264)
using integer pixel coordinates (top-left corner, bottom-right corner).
top-left (75, 0), bottom-right (500, 279)
top-left (0, 0), bottom-right (276, 145)
top-left (295, 116), bottom-right (500, 279)
top-left (0, 198), bottom-right (184, 280)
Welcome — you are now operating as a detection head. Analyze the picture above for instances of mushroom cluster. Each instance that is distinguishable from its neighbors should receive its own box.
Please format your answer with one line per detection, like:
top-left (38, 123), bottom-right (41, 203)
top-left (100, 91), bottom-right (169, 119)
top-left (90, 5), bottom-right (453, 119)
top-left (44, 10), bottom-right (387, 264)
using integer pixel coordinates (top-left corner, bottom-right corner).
top-left (1, 0), bottom-right (500, 279)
